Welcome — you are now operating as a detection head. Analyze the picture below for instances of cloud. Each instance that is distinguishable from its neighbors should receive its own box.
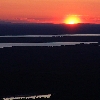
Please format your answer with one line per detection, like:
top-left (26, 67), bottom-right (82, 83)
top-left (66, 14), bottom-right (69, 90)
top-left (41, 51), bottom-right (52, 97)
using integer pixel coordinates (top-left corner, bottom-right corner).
top-left (0, 17), bottom-right (53, 23)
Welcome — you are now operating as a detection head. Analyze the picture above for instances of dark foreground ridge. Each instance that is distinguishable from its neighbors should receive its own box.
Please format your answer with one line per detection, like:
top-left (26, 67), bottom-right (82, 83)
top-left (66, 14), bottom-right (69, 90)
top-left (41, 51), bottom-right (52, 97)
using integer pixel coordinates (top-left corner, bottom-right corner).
top-left (0, 45), bottom-right (99, 99)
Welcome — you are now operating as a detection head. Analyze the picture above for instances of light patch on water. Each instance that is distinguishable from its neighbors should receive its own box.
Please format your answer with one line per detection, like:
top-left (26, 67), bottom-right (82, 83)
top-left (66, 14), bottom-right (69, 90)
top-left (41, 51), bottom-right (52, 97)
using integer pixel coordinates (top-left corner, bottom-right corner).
top-left (3, 94), bottom-right (51, 100)
top-left (0, 42), bottom-right (98, 48)
top-left (0, 34), bottom-right (100, 37)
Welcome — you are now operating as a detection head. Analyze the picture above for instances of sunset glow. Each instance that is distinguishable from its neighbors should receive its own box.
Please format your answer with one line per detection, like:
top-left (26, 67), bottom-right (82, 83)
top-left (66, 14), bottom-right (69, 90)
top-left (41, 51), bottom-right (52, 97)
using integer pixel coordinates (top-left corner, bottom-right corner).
top-left (64, 15), bottom-right (81, 24)
top-left (0, 0), bottom-right (100, 23)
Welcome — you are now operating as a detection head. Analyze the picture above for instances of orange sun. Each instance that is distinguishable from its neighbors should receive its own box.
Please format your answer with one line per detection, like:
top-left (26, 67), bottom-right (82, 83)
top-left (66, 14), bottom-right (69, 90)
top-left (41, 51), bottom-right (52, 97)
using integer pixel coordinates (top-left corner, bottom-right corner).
top-left (64, 15), bottom-right (81, 24)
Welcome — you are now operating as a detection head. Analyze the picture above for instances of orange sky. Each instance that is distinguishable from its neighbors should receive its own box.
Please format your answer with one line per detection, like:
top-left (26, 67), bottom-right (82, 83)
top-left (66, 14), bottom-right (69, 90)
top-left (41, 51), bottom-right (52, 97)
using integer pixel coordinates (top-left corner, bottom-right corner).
top-left (0, 0), bottom-right (100, 23)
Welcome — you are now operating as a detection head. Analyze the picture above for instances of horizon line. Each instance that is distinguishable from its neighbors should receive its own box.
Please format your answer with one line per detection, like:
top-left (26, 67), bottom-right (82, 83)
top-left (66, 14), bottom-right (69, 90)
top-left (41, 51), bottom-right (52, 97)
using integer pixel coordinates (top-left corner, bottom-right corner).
top-left (0, 21), bottom-right (100, 25)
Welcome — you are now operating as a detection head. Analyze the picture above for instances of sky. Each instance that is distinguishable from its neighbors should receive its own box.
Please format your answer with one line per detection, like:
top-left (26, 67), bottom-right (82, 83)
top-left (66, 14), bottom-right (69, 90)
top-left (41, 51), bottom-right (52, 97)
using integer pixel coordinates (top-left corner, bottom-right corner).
top-left (0, 0), bottom-right (100, 23)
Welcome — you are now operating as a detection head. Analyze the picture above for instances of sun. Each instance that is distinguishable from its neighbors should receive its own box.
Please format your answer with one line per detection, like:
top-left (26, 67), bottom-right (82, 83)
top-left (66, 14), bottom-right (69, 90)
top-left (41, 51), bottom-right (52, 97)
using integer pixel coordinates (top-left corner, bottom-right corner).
top-left (64, 15), bottom-right (81, 24)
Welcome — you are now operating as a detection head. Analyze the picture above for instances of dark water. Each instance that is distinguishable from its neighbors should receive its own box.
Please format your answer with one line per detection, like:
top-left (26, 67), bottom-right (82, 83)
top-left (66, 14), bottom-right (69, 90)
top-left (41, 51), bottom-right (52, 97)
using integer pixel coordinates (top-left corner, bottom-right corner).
top-left (0, 23), bottom-right (100, 99)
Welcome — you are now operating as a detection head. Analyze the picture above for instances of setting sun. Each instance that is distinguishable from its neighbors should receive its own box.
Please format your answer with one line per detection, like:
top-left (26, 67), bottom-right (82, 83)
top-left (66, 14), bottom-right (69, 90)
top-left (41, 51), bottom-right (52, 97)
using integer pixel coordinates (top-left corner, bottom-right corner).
top-left (64, 15), bottom-right (81, 24)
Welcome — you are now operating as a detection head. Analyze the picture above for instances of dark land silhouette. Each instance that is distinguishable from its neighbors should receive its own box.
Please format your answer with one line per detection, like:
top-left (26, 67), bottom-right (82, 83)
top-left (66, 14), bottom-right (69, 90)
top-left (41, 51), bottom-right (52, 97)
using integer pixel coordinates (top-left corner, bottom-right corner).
top-left (0, 23), bottom-right (100, 35)
top-left (0, 36), bottom-right (100, 43)
top-left (0, 45), bottom-right (99, 99)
